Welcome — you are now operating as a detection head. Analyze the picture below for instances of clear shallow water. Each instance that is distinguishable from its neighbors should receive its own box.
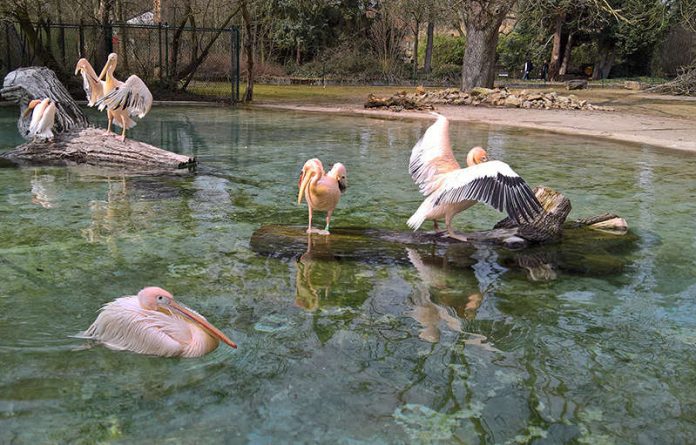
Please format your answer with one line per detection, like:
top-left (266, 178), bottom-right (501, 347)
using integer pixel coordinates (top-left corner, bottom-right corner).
top-left (0, 106), bottom-right (695, 444)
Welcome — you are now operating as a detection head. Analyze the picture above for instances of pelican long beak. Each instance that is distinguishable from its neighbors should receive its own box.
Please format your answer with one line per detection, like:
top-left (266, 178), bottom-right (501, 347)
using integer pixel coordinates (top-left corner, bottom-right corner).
top-left (168, 300), bottom-right (238, 349)
top-left (297, 169), bottom-right (314, 205)
top-left (98, 58), bottom-right (111, 81)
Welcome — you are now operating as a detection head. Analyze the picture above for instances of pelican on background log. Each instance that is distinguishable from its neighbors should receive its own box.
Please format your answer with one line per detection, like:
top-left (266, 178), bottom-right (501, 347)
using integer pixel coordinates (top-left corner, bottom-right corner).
top-left (23, 98), bottom-right (57, 141)
top-left (94, 53), bottom-right (153, 142)
top-left (297, 158), bottom-right (347, 235)
top-left (408, 113), bottom-right (542, 241)
top-left (76, 287), bottom-right (237, 358)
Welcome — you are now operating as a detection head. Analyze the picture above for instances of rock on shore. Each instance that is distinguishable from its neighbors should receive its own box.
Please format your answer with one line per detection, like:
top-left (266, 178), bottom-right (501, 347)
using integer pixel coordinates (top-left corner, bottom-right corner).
top-left (365, 87), bottom-right (614, 112)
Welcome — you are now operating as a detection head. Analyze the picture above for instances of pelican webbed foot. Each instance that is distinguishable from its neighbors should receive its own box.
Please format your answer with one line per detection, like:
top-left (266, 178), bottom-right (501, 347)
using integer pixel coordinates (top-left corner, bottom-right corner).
top-left (444, 231), bottom-right (469, 242)
top-left (306, 227), bottom-right (329, 235)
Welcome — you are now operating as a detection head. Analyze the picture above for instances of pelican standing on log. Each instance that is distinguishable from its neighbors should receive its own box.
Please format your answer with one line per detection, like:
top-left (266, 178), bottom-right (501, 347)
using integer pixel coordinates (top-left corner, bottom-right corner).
top-left (408, 113), bottom-right (542, 241)
top-left (23, 98), bottom-right (57, 141)
top-left (94, 53), bottom-right (153, 141)
top-left (297, 158), bottom-right (347, 235)
top-left (76, 287), bottom-right (237, 358)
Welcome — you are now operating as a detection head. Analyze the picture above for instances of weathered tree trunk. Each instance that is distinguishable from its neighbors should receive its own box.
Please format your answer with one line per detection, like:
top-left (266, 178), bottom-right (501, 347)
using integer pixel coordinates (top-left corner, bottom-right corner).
top-left (1, 67), bottom-right (195, 170)
top-left (2, 128), bottom-right (195, 170)
top-left (424, 22), bottom-right (434, 74)
top-left (493, 186), bottom-right (571, 243)
top-left (460, 0), bottom-right (514, 90)
top-left (1, 67), bottom-right (88, 138)
top-left (548, 11), bottom-right (565, 81)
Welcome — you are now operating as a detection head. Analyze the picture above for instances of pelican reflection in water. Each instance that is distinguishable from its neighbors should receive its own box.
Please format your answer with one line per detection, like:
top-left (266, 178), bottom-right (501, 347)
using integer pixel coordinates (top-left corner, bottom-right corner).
top-left (295, 234), bottom-right (341, 310)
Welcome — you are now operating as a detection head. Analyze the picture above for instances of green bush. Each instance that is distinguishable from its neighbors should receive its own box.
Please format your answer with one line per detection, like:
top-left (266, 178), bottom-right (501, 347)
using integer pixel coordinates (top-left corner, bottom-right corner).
top-left (430, 34), bottom-right (466, 67)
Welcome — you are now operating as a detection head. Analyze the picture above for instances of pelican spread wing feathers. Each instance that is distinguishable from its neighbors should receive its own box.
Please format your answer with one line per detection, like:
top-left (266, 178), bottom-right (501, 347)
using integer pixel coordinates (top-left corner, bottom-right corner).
top-left (409, 113), bottom-right (461, 196)
top-left (432, 161), bottom-right (542, 224)
top-left (96, 75), bottom-right (153, 118)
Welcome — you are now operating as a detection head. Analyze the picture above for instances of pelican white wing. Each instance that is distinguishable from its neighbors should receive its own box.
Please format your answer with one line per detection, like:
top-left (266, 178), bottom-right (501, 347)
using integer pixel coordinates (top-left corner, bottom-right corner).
top-left (431, 160), bottom-right (542, 224)
top-left (409, 113), bottom-right (461, 196)
top-left (79, 71), bottom-right (104, 107)
top-left (96, 75), bottom-right (153, 118)
top-left (28, 99), bottom-right (56, 139)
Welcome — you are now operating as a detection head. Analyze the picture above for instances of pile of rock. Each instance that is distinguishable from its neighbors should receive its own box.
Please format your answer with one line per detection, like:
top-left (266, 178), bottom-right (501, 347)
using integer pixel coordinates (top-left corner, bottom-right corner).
top-left (364, 87), bottom-right (614, 112)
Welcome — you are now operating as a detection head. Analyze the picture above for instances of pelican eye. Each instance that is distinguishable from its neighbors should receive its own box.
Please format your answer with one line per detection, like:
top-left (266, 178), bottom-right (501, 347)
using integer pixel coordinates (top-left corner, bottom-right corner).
top-left (157, 295), bottom-right (166, 303)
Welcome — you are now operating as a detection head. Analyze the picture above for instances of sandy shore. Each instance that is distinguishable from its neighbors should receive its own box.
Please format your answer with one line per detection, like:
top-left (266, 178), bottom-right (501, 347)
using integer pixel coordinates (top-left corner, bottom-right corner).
top-left (253, 102), bottom-right (696, 153)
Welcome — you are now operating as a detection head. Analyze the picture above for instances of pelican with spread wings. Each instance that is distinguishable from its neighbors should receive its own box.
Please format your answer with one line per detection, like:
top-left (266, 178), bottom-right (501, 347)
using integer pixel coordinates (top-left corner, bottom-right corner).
top-left (92, 53), bottom-right (153, 141)
top-left (407, 113), bottom-right (542, 241)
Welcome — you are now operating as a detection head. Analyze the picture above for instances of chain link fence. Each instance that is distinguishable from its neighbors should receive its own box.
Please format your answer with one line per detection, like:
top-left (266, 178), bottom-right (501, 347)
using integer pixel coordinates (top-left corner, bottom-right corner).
top-left (1, 20), bottom-right (240, 102)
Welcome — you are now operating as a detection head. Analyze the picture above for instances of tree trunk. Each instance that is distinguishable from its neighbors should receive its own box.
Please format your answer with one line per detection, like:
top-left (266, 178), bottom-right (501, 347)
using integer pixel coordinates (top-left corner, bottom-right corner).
top-left (153, 0), bottom-right (162, 23)
top-left (559, 32), bottom-right (573, 76)
top-left (460, 26), bottom-right (501, 90)
top-left (413, 19), bottom-right (419, 80)
top-left (424, 22), bottom-right (434, 74)
top-left (548, 11), bottom-right (565, 81)
top-left (241, 0), bottom-right (255, 102)
top-left (592, 44), bottom-right (615, 80)
top-left (98, 0), bottom-right (114, 63)
top-left (116, 0), bottom-right (130, 74)
top-left (460, 0), bottom-right (514, 90)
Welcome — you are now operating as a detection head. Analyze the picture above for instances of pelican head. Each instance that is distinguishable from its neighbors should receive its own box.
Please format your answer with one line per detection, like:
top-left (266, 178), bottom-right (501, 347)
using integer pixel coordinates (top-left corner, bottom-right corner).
top-left (466, 146), bottom-right (489, 166)
top-left (22, 99), bottom-right (43, 118)
top-left (75, 58), bottom-right (90, 75)
top-left (329, 163), bottom-right (347, 192)
top-left (137, 286), bottom-right (237, 349)
top-left (98, 53), bottom-right (119, 80)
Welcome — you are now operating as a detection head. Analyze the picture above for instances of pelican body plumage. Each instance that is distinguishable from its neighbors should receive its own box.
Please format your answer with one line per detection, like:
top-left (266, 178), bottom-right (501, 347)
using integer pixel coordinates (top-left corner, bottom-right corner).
top-left (297, 158), bottom-right (347, 235)
top-left (77, 287), bottom-right (237, 358)
top-left (23, 98), bottom-right (57, 141)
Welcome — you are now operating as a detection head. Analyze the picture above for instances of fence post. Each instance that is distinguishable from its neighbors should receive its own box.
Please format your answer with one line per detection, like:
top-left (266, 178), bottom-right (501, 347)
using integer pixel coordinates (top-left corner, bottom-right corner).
top-left (79, 20), bottom-right (85, 57)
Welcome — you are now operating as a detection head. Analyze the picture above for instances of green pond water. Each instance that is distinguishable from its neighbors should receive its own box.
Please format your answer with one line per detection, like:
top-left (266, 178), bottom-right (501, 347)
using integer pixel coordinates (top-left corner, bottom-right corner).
top-left (1, 106), bottom-right (696, 444)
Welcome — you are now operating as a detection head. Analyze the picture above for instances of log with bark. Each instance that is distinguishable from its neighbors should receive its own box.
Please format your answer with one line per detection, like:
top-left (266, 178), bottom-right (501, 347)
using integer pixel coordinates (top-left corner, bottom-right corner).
top-left (250, 186), bottom-right (632, 281)
top-left (1, 67), bottom-right (196, 170)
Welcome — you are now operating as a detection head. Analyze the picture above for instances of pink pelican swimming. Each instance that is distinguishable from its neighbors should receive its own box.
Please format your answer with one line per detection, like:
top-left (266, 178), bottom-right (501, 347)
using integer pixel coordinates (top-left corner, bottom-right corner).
top-left (23, 98), bottom-right (57, 141)
top-left (297, 158), bottom-right (347, 235)
top-left (77, 287), bottom-right (237, 357)
top-left (408, 113), bottom-right (542, 241)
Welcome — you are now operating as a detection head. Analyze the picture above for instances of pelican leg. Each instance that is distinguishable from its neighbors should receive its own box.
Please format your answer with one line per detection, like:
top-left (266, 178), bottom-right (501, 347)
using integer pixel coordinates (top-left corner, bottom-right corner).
top-left (119, 116), bottom-right (127, 142)
top-left (306, 205), bottom-right (319, 234)
top-left (317, 210), bottom-right (332, 236)
top-left (444, 213), bottom-right (468, 242)
top-left (428, 219), bottom-right (446, 235)
top-left (104, 110), bottom-right (113, 136)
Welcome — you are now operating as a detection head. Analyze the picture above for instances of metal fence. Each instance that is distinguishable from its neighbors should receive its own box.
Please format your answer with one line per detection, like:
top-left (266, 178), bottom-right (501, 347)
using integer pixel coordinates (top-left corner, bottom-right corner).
top-left (0, 21), bottom-right (240, 102)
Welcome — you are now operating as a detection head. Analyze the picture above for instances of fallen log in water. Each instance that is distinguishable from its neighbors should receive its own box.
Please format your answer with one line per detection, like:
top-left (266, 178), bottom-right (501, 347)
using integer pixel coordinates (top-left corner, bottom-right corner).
top-left (1, 66), bottom-right (196, 171)
top-left (249, 224), bottom-right (637, 281)
top-left (2, 128), bottom-right (196, 170)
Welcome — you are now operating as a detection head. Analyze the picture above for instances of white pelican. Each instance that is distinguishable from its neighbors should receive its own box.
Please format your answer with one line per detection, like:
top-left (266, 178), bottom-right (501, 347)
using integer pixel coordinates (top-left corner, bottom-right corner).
top-left (23, 98), bottom-right (57, 141)
top-left (74, 58), bottom-right (105, 106)
top-left (408, 113), bottom-right (542, 241)
top-left (297, 158), bottom-right (347, 235)
top-left (95, 53), bottom-right (153, 141)
top-left (77, 287), bottom-right (237, 357)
